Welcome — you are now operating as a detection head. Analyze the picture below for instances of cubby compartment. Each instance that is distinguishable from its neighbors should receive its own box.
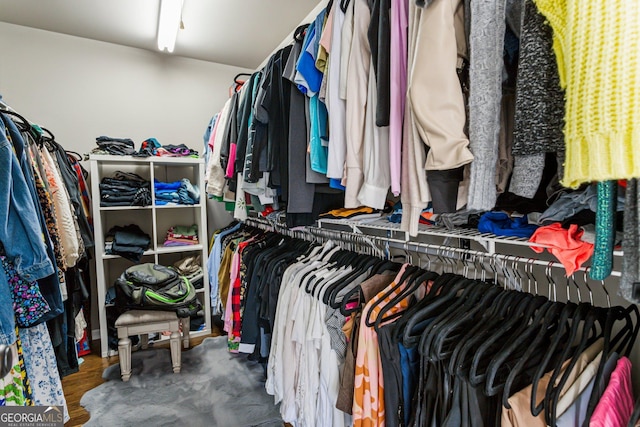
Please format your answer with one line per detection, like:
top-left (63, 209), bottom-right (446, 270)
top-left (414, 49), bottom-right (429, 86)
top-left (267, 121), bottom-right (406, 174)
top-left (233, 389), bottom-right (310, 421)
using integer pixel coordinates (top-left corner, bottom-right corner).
top-left (155, 207), bottom-right (202, 252)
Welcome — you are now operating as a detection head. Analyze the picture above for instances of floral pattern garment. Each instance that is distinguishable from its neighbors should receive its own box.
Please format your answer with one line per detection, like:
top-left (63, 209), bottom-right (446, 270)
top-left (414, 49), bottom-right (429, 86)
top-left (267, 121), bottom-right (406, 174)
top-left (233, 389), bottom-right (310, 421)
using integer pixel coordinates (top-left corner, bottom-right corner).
top-left (31, 159), bottom-right (67, 289)
top-left (16, 330), bottom-right (33, 407)
top-left (19, 323), bottom-right (69, 422)
top-left (0, 343), bottom-right (25, 406)
top-left (0, 255), bottom-right (51, 327)
top-left (0, 328), bottom-right (34, 407)
top-left (40, 147), bottom-right (79, 269)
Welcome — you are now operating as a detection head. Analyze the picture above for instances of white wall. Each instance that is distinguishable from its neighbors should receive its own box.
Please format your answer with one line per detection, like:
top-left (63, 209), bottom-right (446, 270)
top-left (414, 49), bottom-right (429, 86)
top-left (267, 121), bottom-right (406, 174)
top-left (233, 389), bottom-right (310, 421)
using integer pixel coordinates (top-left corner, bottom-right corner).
top-left (0, 21), bottom-right (242, 234)
top-left (0, 22), bottom-right (248, 155)
top-left (0, 21), bottom-right (244, 334)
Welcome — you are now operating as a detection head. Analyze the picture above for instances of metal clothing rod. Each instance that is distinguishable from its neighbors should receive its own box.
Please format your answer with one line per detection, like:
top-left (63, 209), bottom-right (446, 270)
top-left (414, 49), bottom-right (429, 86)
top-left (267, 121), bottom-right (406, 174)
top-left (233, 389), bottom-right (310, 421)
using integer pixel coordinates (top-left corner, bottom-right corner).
top-left (244, 216), bottom-right (616, 277)
top-left (244, 217), bottom-right (385, 257)
top-left (388, 239), bottom-right (621, 278)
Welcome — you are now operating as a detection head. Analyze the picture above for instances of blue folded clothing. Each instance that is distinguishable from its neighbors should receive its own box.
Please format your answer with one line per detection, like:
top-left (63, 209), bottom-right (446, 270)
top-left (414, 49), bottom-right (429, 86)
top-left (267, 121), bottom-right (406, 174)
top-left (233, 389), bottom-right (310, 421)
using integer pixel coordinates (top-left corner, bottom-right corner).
top-left (478, 211), bottom-right (539, 238)
top-left (154, 179), bottom-right (200, 205)
top-left (154, 179), bottom-right (182, 191)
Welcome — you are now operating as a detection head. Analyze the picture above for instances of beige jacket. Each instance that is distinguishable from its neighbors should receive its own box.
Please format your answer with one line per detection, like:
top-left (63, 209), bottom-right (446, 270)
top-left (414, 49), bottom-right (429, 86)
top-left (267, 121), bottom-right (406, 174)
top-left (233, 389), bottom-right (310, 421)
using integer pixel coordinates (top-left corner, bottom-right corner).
top-left (401, 0), bottom-right (473, 236)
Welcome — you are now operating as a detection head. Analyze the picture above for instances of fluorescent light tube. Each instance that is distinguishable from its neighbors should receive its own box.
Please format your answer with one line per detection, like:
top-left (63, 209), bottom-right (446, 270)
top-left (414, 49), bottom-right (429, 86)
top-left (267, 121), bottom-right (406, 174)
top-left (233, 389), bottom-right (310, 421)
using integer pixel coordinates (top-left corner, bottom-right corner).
top-left (157, 0), bottom-right (183, 53)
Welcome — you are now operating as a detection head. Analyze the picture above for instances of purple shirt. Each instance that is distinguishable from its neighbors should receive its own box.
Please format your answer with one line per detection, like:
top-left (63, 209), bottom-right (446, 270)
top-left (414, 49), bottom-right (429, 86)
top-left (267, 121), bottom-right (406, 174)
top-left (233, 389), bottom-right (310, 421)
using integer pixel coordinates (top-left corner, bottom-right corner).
top-left (389, 0), bottom-right (408, 196)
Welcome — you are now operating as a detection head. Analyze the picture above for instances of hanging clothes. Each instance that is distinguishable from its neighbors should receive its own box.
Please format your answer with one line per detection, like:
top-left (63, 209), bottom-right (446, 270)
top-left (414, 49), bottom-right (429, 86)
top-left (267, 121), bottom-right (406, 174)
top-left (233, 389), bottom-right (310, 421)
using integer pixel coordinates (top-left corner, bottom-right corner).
top-left (0, 104), bottom-right (92, 417)
top-left (208, 218), bottom-right (638, 427)
top-left (534, 0), bottom-right (640, 188)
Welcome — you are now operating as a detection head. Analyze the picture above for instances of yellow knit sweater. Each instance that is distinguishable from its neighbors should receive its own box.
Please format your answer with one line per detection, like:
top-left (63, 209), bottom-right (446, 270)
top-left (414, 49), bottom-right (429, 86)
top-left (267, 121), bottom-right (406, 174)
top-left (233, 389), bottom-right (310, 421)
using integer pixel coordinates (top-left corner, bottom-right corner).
top-left (534, 0), bottom-right (640, 188)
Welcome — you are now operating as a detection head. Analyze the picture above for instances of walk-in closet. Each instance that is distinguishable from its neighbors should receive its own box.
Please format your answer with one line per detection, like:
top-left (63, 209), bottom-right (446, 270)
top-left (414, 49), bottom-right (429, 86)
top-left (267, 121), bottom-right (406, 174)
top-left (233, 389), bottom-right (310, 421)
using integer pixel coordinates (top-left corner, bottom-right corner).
top-left (0, 0), bottom-right (639, 425)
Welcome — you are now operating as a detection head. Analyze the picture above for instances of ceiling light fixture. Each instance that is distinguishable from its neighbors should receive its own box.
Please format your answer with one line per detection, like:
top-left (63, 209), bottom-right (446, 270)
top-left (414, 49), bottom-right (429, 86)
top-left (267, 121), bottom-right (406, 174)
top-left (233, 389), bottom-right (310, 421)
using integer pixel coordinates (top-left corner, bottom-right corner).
top-left (157, 0), bottom-right (184, 53)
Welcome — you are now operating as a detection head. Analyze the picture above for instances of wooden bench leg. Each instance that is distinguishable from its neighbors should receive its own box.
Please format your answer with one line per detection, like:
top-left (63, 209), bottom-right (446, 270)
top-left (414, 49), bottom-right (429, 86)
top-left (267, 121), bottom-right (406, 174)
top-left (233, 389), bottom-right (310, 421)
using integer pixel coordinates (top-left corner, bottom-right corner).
top-left (180, 317), bottom-right (190, 349)
top-left (170, 331), bottom-right (181, 374)
top-left (140, 333), bottom-right (149, 350)
top-left (118, 337), bottom-right (132, 382)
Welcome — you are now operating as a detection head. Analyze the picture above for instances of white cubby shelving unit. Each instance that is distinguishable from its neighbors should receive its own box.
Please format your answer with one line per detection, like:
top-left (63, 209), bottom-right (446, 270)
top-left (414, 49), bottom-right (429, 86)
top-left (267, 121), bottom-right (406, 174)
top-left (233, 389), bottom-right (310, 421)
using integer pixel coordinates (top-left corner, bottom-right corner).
top-left (89, 154), bottom-right (210, 357)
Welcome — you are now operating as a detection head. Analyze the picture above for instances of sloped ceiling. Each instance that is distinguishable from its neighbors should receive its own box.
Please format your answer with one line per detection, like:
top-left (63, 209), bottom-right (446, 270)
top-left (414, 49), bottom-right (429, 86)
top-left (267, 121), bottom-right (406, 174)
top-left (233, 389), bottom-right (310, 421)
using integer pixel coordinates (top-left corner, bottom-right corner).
top-left (0, 0), bottom-right (321, 69)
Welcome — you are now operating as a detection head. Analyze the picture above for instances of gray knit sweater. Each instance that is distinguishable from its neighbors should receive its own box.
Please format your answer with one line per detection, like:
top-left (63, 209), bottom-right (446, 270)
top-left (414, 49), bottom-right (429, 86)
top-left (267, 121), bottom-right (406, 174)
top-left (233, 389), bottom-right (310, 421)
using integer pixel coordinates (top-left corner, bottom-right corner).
top-left (621, 179), bottom-right (640, 304)
top-left (512, 0), bottom-right (564, 155)
top-left (466, 0), bottom-right (507, 210)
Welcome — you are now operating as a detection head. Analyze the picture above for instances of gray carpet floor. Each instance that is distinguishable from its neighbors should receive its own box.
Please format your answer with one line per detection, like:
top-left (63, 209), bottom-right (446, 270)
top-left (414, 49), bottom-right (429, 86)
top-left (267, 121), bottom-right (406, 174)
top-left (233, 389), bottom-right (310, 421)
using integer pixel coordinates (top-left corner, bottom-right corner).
top-left (80, 336), bottom-right (282, 427)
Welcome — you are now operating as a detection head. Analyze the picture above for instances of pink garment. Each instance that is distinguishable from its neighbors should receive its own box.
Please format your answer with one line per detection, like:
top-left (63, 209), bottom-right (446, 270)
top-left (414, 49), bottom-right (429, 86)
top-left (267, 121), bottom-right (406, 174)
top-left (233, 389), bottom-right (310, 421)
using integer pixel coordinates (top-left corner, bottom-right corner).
top-left (529, 223), bottom-right (594, 276)
top-left (319, 6), bottom-right (334, 51)
top-left (590, 357), bottom-right (634, 427)
top-left (205, 112), bottom-right (222, 182)
top-left (226, 143), bottom-right (237, 178)
top-left (389, 0), bottom-right (408, 196)
top-left (208, 114), bottom-right (220, 151)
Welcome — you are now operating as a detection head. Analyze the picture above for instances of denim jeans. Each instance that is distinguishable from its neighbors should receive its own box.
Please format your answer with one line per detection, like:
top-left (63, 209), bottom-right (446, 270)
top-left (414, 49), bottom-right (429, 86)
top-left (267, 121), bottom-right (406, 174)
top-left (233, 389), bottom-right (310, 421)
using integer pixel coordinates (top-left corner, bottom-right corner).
top-left (100, 175), bottom-right (152, 207)
top-left (0, 120), bottom-right (56, 344)
top-left (1, 115), bottom-right (63, 324)
top-left (180, 178), bottom-right (200, 203)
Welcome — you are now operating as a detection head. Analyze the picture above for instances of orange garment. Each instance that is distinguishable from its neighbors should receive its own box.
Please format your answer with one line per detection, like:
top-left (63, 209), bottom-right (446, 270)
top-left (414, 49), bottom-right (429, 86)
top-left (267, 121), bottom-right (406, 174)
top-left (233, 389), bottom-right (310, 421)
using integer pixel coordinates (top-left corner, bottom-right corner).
top-left (353, 266), bottom-right (413, 427)
top-left (319, 206), bottom-right (376, 219)
top-left (529, 223), bottom-right (594, 276)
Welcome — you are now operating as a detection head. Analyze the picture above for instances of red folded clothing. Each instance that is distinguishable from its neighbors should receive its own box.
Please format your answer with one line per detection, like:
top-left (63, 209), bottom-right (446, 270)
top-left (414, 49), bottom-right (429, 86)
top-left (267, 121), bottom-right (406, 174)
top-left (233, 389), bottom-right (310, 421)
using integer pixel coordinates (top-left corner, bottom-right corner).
top-left (529, 223), bottom-right (594, 276)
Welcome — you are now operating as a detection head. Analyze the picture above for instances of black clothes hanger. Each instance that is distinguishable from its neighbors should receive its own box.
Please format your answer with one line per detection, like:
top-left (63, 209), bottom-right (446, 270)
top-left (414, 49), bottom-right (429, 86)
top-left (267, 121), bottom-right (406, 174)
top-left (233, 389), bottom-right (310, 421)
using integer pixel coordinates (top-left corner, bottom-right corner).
top-left (234, 73), bottom-right (251, 85)
top-left (326, 0), bottom-right (334, 13)
top-left (370, 259), bottom-right (401, 276)
top-left (489, 300), bottom-right (563, 405)
top-left (373, 268), bottom-right (438, 324)
top-left (41, 127), bottom-right (55, 141)
top-left (1, 110), bottom-right (31, 132)
top-left (443, 288), bottom-right (515, 378)
top-left (370, 264), bottom-right (423, 310)
top-left (340, 0), bottom-right (351, 12)
top-left (373, 269), bottom-right (439, 331)
top-left (607, 304), bottom-right (640, 358)
top-left (294, 24), bottom-right (309, 41)
top-left (327, 248), bottom-right (353, 266)
top-left (419, 281), bottom-right (499, 361)
top-left (582, 303), bottom-right (639, 426)
top-left (66, 150), bottom-right (83, 162)
top-left (466, 293), bottom-right (545, 388)
top-left (446, 289), bottom-right (522, 377)
top-left (401, 275), bottom-right (478, 348)
top-left (427, 285), bottom-right (514, 364)
top-left (391, 271), bottom-right (459, 340)
top-left (362, 265), bottom-right (420, 327)
top-left (545, 306), bottom-right (604, 426)
top-left (530, 302), bottom-right (601, 423)
top-left (528, 301), bottom-right (584, 417)
top-left (325, 255), bottom-right (381, 308)
top-left (338, 261), bottom-right (402, 316)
